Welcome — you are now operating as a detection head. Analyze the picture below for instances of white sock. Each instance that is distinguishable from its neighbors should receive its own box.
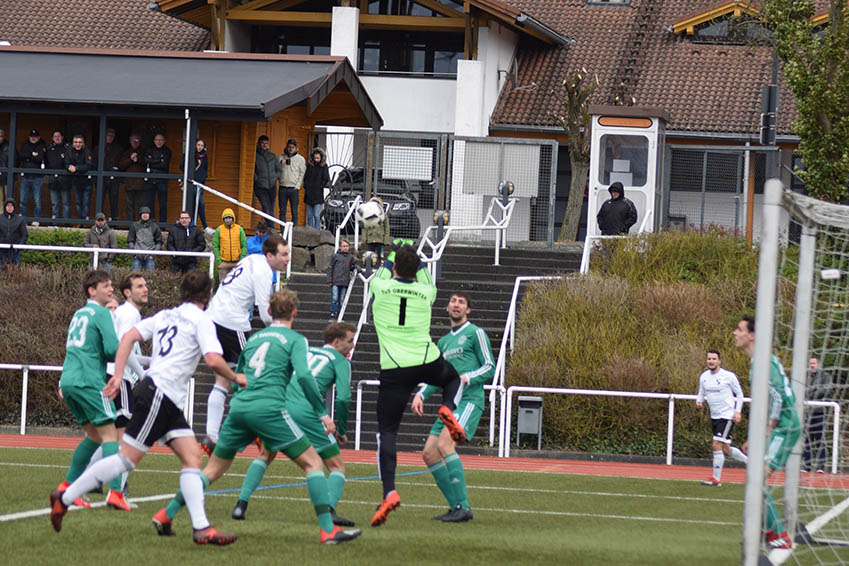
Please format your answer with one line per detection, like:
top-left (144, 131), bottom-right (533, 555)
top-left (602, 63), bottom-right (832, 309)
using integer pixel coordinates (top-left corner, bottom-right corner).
top-left (120, 471), bottom-right (129, 491)
top-left (728, 445), bottom-right (748, 464)
top-left (180, 468), bottom-right (209, 530)
top-left (206, 385), bottom-right (228, 442)
top-left (62, 454), bottom-right (134, 506)
top-left (712, 450), bottom-right (724, 481)
top-left (87, 445), bottom-right (104, 469)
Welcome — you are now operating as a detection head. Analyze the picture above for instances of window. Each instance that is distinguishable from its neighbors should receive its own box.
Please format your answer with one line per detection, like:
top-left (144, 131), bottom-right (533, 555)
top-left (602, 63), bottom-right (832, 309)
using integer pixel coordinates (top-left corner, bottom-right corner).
top-left (251, 26), bottom-right (331, 55)
top-left (692, 15), bottom-right (772, 44)
top-left (598, 134), bottom-right (648, 187)
top-left (357, 30), bottom-right (463, 77)
top-left (368, 0), bottom-right (463, 16)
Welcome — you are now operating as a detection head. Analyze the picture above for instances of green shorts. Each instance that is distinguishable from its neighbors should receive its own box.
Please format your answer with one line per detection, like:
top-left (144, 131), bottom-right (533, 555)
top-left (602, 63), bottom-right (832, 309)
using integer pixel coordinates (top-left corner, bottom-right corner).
top-left (429, 400), bottom-right (482, 439)
top-left (215, 402), bottom-right (310, 461)
top-left (766, 426), bottom-right (801, 471)
top-left (62, 383), bottom-right (116, 427)
top-left (286, 402), bottom-right (340, 459)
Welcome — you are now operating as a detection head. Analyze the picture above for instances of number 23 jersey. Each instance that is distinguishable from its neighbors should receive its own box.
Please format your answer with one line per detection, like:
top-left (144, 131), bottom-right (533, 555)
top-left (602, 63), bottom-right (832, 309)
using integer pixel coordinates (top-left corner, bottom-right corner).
top-left (135, 302), bottom-right (223, 408)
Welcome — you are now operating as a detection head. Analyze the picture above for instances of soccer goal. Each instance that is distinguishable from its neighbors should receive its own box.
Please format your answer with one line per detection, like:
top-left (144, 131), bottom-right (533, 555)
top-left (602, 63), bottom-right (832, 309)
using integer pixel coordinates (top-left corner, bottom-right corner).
top-left (742, 180), bottom-right (849, 566)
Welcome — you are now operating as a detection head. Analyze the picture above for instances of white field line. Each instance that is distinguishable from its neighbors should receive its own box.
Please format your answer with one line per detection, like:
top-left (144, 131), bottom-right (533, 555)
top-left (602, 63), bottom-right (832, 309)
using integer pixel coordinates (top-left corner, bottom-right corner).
top-left (768, 494), bottom-right (849, 565)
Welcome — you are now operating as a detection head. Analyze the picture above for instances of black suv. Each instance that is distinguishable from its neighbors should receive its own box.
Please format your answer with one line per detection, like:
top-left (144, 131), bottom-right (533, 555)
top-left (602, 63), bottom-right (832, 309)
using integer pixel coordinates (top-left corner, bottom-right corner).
top-left (322, 167), bottom-right (422, 239)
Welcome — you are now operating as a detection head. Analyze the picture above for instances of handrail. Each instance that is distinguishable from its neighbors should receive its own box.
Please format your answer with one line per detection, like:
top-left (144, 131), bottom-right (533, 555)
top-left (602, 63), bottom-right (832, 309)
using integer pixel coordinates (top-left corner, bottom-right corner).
top-left (501, 385), bottom-right (841, 473)
top-left (191, 180), bottom-right (293, 280)
top-left (0, 243), bottom-right (216, 280)
top-left (416, 197), bottom-right (517, 279)
top-left (0, 363), bottom-right (196, 434)
top-left (333, 194), bottom-right (362, 252)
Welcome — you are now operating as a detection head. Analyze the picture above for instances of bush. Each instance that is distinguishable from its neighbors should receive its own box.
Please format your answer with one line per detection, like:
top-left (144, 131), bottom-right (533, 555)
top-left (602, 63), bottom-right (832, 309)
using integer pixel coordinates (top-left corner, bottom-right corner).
top-left (507, 230), bottom-right (759, 457)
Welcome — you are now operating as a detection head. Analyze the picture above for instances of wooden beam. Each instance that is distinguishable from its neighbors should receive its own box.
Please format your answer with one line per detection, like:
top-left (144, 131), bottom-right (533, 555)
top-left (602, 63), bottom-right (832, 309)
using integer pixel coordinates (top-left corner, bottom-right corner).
top-left (227, 10), bottom-right (333, 24)
top-left (359, 14), bottom-right (464, 31)
top-left (210, 1), bottom-right (221, 50)
top-left (412, 0), bottom-right (464, 19)
top-left (228, 0), bottom-right (285, 11)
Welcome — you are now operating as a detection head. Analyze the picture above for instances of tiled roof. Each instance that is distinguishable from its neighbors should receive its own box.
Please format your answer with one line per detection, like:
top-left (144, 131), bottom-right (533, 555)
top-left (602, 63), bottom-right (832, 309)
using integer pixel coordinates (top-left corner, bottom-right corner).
top-left (0, 0), bottom-right (209, 52)
top-left (490, 0), bottom-right (820, 136)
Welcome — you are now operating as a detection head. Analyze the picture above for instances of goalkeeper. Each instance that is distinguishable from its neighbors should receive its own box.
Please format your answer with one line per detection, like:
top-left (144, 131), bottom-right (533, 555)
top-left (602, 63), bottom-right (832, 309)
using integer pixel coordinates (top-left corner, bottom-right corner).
top-left (369, 242), bottom-right (466, 528)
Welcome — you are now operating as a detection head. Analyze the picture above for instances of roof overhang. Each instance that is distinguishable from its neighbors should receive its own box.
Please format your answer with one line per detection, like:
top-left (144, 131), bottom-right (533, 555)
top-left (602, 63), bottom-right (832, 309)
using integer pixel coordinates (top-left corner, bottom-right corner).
top-left (0, 46), bottom-right (382, 129)
top-left (464, 0), bottom-right (575, 45)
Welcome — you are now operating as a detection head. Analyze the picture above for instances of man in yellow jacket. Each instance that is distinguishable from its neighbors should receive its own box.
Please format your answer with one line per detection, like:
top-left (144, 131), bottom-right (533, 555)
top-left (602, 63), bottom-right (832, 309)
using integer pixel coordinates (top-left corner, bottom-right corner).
top-left (212, 208), bottom-right (247, 283)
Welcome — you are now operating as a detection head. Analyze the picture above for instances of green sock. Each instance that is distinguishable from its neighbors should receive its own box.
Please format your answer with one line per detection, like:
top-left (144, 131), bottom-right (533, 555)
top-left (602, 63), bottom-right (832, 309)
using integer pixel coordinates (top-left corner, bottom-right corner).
top-left (306, 470), bottom-right (334, 532)
top-left (102, 441), bottom-right (122, 492)
top-left (428, 461), bottom-right (458, 507)
top-left (444, 453), bottom-right (469, 509)
top-left (764, 489), bottom-right (785, 534)
top-left (238, 459), bottom-right (268, 503)
top-left (327, 470), bottom-right (346, 509)
top-left (166, 472), bottom-right (210, 520)
top-left (65, 437), bottom-right (100, 483)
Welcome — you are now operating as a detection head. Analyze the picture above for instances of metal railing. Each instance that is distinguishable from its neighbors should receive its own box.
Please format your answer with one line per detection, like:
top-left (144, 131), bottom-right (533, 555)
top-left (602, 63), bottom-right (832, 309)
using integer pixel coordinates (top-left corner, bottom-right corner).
top-left (332, 194), bottom-right (362, 252)
top-left (579, 215), bottom-right (652, 274)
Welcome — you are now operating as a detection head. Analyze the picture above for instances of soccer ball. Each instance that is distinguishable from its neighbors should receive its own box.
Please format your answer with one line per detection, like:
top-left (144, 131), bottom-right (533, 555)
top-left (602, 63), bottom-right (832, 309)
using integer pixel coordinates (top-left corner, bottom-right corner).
top-left (355, 200), bottom-right (385, 228)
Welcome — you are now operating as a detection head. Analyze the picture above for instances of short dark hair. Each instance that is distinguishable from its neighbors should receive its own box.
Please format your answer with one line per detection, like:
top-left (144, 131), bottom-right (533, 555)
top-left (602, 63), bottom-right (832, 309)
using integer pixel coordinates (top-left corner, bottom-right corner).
top-left (450, 291), bottom-right (472, 310)
top-left (394, 245), bottom-right (420, 279)
top-left (53, 129), bottom-right (63, 137)
top-left (119, 272), bottom-right (145, 300)
top-left (258, 135), bottom-right (269, 143)
top-left (269, 289), bottom-right (298, 320)
top-left (262, 235), bottom-right (286, 256)
top-left (707, 349), bottom-right (721, 359)
top-left (179, 210), bottom-right (190, 217)
top-left (741, 315), bottom-right (755, 333)
top-left (73, 134), bottom-right (84, 142)
top-left (180, 270), bottom-right (212, 305)
top-left (82, 270), bottom-right (111, 299)
top-left (324, 322), bottom-right (356, 344)
top-left (255, 221), bottom-right (267, 233)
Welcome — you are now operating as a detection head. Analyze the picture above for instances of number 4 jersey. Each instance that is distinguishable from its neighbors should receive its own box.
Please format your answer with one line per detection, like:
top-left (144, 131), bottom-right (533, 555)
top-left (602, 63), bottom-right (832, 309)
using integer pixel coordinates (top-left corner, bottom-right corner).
top-left (60, 300), bottom-right (120, 389)
top-left (135, 302), bottom-right (223, 408)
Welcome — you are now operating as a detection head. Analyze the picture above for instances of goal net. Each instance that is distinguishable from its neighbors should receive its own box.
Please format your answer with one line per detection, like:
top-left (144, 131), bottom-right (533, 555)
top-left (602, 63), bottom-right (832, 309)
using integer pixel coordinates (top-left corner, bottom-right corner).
top-left (742, 181), bottom-right (849, 566)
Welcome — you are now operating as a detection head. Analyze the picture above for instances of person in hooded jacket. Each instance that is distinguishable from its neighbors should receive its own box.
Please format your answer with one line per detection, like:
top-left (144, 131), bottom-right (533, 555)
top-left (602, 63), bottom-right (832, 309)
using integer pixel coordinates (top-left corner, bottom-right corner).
top-left (66, 135), bottom-right (93, 219)
top-left (84, 212), bottom-right (118, 271)
top-left (253, 135), bottom-right (279, 216)
top-left (303, 147), bottom-right (330, 230)
top-left (0, 198), bottom-right (28, 267)
top-left (127, 206), bottom-right (162, 272)
top-left (166, 210), bottom-right (207, 275)
top-left (596, 181), bottom-right (638, 236)
top-left (212, 208), bottom-right (247, 283)
top-left (119, 134), bottom-right (146, 221)
top-left (93, 128), bottom-right (123, 221)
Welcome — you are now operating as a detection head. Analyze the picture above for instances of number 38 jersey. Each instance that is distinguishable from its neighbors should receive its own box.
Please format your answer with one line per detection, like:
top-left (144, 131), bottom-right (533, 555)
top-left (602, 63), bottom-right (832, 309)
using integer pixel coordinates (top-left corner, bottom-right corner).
top-left (135, 302), bottom-right (223, 408)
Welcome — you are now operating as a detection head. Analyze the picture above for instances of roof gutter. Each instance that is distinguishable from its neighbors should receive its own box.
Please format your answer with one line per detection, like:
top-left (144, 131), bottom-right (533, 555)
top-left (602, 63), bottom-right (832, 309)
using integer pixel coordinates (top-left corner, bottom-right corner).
top-left (515, 14), bottom-right (575, 46)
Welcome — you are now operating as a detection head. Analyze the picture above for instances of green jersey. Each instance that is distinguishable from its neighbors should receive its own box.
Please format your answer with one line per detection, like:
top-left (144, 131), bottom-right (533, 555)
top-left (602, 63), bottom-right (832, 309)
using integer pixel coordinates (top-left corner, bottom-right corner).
top-left (287, 345), bottom-right (352, 436)
top-left (60, 300), bottom-right (120, 389)
top-left (750, 354), bottom-right (800, 432)
top-left (232, 324), bottom-right (327, 417)
top-left (421, 321), bottom-right (495, 408)
top-left (370, 252), bottom-right (439, 369)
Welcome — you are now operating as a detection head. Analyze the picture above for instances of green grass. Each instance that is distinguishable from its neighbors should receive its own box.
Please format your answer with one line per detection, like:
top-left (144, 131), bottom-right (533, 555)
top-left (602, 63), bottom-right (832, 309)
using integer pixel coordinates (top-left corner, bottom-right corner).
top-left (0, 446), bottom-right (750, 566)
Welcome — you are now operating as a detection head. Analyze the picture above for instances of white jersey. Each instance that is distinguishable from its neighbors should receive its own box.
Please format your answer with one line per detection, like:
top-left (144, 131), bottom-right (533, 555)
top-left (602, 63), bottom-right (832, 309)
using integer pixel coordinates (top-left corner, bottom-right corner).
top-left (135, 302), bottom-right (223, 408)
top-left (107, 301), bottom-right (143, 384)
top-left (207, 254), bottom-right (273, 331)
top-left (696, 367), bottom-right (744, 420)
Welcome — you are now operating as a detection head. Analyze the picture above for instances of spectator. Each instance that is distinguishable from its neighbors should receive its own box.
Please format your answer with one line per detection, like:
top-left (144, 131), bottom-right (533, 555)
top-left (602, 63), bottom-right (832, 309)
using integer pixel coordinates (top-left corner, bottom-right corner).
top-left (0, 129), bottom-right (8, 202)
top-left (212, 207), bottom-right (246, 282)
top-left (253, 135), bottom-right (279, 215)
top-left (278, 138), bottom-right (306, 225)
top-left (804, 357), bottom-right (831, 473)
top-left (359, 196), bottom-right (390, 260)
top-left (326, 237), bottom-right (356, 320)
top-left (144, 133), bottom-right (172, 223)
top-left (246, 220), bottom-right (269, 255)
top-left (0, 198), bottom-right (27, 268)
top-left (84, 212), bottom-right (118, 272)
top-left (127, 206), bottom-right (162, 272)
top-left (17, 128), bottom-right (46, 224)
top-left (303, 147), bottom-right (329, 230)
top-left (94, 128), bottom-right (123, 221)
top-left (596, 181), bottom-right (638, 236)
top-left (180, 138), bottom-right (212, 235)
top-left (119, 134), bottom-right (146, 220)
top-left (45, 131), bottom-right (71, 221)
top-left (66, 134), bottom-right (93, 219)
top-left (166, 210), bottom-right (207, 275)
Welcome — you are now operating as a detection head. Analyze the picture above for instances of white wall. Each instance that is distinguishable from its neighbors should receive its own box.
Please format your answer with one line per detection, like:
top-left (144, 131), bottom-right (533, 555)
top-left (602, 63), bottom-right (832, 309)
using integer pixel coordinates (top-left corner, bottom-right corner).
top-left (224, 21), bottom-right (251, 53)
top-left (478, 22), bottom-right (518, 122)
top-left (360, 76), bottom-right (456, 133)
top-left (330, 7), bottom-right (358, 64)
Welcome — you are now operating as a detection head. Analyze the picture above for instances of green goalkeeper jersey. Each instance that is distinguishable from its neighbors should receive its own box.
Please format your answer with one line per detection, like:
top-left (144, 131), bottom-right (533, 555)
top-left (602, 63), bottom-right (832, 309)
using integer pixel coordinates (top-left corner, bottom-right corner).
top-left (287, 345), bottom-right (352, 436)
top-left (60, 300), bottom-right (120, 389)
top-left (370, 253), bottom-right (439, 369)
top-left (420, 321), bottom-right (495, 408)
top-left (233, 324), bottom-right (327, 417)
top-left (749, 354), bottom-right (800, 432)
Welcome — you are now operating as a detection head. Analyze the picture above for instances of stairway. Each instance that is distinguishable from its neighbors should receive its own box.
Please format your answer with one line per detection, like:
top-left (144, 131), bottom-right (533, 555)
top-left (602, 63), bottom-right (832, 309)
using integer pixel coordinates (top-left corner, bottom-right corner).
top-left (189, 244), bottom-right (582, 455)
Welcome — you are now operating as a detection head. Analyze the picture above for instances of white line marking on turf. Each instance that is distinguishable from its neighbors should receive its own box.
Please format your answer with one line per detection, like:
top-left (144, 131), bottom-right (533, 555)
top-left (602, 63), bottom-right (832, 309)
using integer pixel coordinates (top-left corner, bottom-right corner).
top-left (768, 494), bottom-right (849, 565)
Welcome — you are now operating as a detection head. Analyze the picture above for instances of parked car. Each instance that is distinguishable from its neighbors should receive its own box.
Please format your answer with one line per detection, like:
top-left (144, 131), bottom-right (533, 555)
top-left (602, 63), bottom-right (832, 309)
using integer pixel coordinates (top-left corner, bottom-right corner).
top-left (322, 167), bottom-right (422, 239)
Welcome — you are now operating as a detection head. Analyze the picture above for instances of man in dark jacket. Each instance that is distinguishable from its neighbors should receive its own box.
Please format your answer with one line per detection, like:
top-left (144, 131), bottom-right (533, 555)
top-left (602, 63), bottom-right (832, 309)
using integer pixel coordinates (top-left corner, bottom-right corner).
top-left (84, 212), bottom-right (118, 271)
top-left (17, 129), bottom-right (46, 222)
top-left (0, 198), bottom-right (28, 267)
top-left (166, 210), bottom-right (207, 275)
top-left (144, 133), bottom-right (172, 223)
top-left (303, 147), bottom-right (330, 229)
top-left (127, 206), bottom-right (162, 272)
top-left (93, 128), bottom-right (123, 221)
top-left (119, 134), bottom-right (145, 221)
top-left (66, 135), bottom-right (93, 219)
top-left (45, 131), bottom-right (71, 220)
top-left (597, 181), bottom-right (638, 236)
top-left (253, 135), bottom-right (280, 215)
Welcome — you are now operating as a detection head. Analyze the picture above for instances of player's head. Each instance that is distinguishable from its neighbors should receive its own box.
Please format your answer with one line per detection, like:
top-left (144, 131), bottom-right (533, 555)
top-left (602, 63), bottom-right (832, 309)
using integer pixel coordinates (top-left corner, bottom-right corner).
top-left (446, 292), bottom-right (472, 324)
top-left (393, 245), bottom-right (419, 279)
top-left (82, 270), bottom-right (113, 305)
top-left (324, 322), bottom-right (356, 356)
top-left (119, 273), bottom-right (148, 306)
top-left (706, 349), bottom-right (721, 370)
top-left (733, 315), bottom-right (755, 353)
top-left (269, 289), bottom-right (298, 321)
top-left (263, 236), bottom-right (290, 272)
top-left (180, 270), bottom-right (213, 307)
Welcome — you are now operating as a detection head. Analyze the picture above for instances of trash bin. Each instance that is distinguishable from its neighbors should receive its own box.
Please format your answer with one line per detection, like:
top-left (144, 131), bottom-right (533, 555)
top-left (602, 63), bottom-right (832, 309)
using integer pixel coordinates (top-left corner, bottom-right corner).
top-left (516, 395), bottom-right (543, 450)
